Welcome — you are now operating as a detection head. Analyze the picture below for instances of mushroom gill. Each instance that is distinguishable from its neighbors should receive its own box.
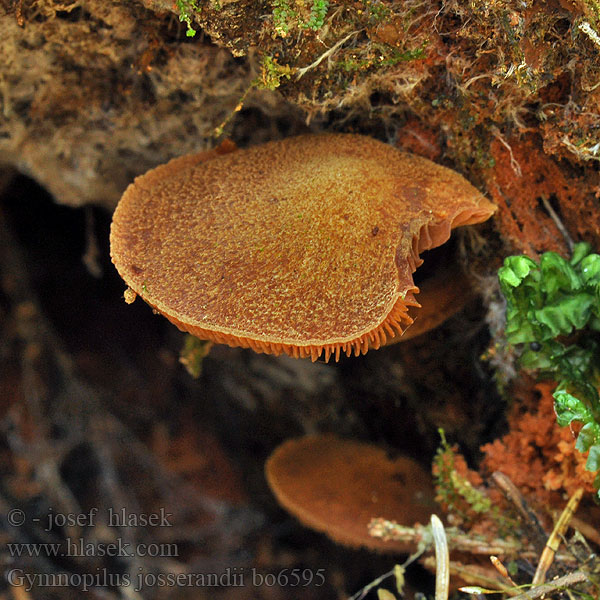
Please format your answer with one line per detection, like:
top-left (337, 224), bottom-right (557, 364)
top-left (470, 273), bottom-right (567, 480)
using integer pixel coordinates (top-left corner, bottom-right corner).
top-left (265, 434), bottom-right (436, 553)
top-left (110, 134), bottom-right (496, 361)
top-left (384, 259), bottom-right (474, 344)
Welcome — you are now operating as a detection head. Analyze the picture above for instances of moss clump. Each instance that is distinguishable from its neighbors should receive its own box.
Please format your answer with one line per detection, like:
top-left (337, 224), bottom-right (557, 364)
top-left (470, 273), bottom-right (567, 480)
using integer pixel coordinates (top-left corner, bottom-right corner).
top-left (304, 0), bottom-right (330, 31)
top-left (499, 242), bottom-right (600, 495)
top-left (270, 0), bottom-right (331, 37)
top-left (433, 429), bottom-right (494, 523)
top-left (259, 55), bottom-right (295, 90)
top-left (151, 0), bottom-right (600, 187)
top-left (339, 42), bottom-right (427, 73)
top-left (175, 0), bottom-right (201, 37)
top-left (271, 0), bottom-right (296, 37)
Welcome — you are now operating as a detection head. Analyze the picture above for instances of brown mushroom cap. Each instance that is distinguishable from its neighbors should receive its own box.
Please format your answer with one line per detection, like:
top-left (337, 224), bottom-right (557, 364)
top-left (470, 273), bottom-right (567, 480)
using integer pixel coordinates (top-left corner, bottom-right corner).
top-left (110, 134), bottom-right (495, 361)
top-left (265, 434), bottom-right (436, 552)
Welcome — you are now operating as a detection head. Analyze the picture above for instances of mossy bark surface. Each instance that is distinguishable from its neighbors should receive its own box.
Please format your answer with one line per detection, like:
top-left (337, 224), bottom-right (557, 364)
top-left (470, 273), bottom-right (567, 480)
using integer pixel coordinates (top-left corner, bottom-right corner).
top-left (1, 0), bottom-right (599, 255)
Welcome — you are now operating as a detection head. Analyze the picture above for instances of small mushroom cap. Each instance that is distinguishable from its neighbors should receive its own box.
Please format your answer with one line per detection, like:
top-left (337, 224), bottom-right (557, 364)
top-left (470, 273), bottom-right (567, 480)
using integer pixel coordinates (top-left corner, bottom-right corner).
top-left (265, 434), bottom-right (436, 553)
top-left (110, 134), bottom-right (495, 361)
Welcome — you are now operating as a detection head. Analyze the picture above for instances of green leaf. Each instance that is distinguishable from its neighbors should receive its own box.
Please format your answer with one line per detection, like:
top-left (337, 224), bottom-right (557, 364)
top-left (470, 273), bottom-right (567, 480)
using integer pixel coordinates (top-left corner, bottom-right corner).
top-left (498, 256), bottom-right (538, 290)
top-left (553, 389), bottom-right (593, 427)
top-left (539, 252), bottom-right (581, 297)
top-left (575, 422), bottom-right (600, 453)
top-left (586, 444), bottom-right (600, 472)
top-left (558, 343), bottom-right (599, 378)
top-left (519, 348), bottom-right (553, 369)
top-left (505, 316), bottom-right (536, 344)
top-left (570, 242), bottom-right (592, 266)
top-left (580, 254), bottom-right (600, 285)
top-left (590, 315), bottom-right (600, 332)
top-left (534, 293), bottom-right (595, 337)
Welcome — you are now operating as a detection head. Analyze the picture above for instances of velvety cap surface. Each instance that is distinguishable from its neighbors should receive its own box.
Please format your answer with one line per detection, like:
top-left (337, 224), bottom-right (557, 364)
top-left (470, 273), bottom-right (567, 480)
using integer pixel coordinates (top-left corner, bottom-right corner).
top-left (265, 434), bottom-right (436, 552)
top-left (110, 134), bottom-right (495, 360)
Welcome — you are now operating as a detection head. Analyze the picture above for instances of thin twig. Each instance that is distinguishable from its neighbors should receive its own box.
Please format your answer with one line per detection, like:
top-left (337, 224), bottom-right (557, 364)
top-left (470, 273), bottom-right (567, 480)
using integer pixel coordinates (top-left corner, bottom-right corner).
top-left (510, 570), bottom-right (589, 600)
top-left (532, 487), bottom-right (583, 585)
top-left (491, 472), bottom-right (547, 551)
top-left (491, 127), bottom-right (522, 177)
top-left (539, 195), bottom-right (574, 253)
top-left (368, 518), bottom-right (573, 564)
top-left (296, 30), bottom-right (360, 79)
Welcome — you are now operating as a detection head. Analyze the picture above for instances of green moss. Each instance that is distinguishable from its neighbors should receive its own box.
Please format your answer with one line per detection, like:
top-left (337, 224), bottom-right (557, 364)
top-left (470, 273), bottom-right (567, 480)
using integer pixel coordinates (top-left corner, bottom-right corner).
top-left (338, 42), bottom-right (427, 73)
top-left (271, 0), bottom-right (330, 37)
top-left (179, 336), bottom-right (213, 378)
top-left (434, 429), bottom-right (516, 534)
top-left (272, 0), bottom-right (297, 37)
top-left (303, 0), bottom-right (330, 31)
top-left (584, 0), bottom-right (600, 28)
top-left (176, 0), bottom-right (200, 37)
top-left (434, 429), bottom-right (494, 519)
top-left (499, 243), bottom-right (600, 496)
top-left (258, 55), bottom-right (295, 90)
top-left (363, 0), bottom-right (391, 24)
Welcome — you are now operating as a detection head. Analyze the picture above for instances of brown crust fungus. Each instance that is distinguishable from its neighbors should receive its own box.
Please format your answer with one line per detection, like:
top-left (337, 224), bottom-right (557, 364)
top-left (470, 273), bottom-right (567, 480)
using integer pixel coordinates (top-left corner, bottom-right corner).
top-left (265, 434), bottom-right (436, 553)
top-left (110, 134), bottom-right (495, 361)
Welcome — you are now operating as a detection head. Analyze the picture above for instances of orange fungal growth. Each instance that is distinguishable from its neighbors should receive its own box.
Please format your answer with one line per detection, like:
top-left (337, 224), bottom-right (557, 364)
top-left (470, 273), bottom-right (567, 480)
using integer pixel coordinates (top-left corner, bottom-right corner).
top-left (110, 134), bottom-right (495, 361)
top-left (265, 434), bottom-right (436, 552)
